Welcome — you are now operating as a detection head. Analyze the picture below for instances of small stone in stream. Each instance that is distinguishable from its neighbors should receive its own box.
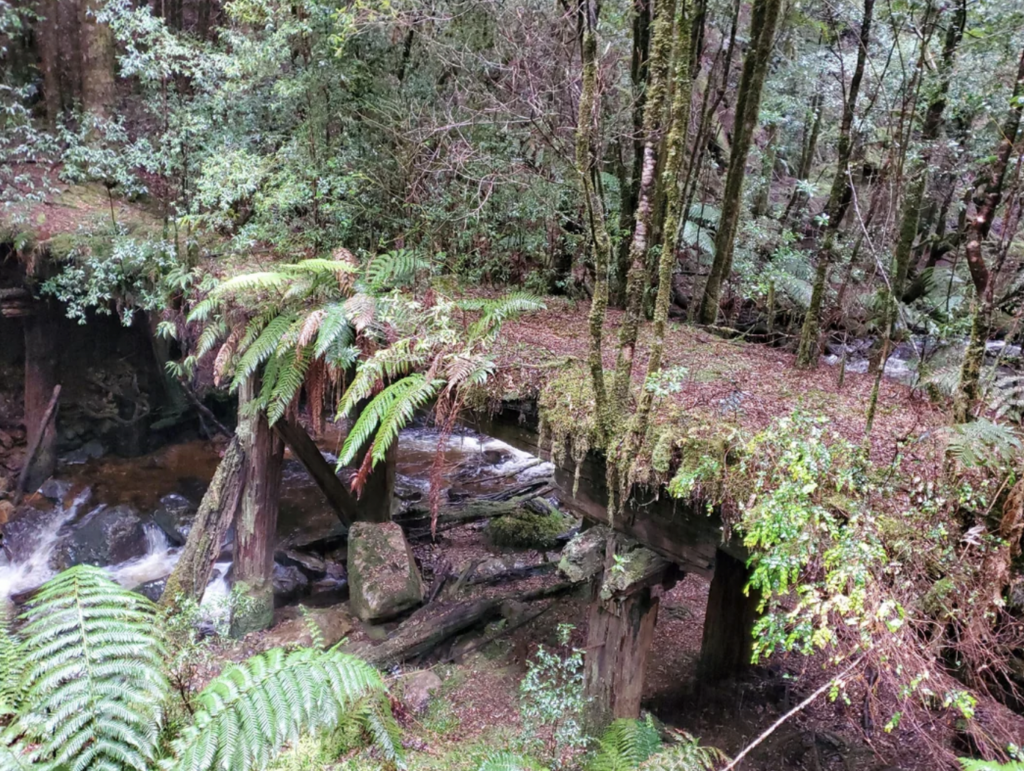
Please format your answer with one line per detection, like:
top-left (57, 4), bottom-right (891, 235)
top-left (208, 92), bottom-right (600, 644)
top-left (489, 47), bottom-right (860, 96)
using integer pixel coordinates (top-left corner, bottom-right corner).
top-left (482, 449), bottom-right (510, 465)
top-left (347, 521), bottom-right (425, 622)
top-left (38, 477), bottom-right (73, 503)
top-left (401, 670), bottom-right (443, 715)
top-left (60, 439), bottom-right (106, 465)
top-left (152, 493), bottom-right (195, 545)
top-left (52, 505), bottom-right (150, 569)
top-left (133, 576), bottom-right (168, 602)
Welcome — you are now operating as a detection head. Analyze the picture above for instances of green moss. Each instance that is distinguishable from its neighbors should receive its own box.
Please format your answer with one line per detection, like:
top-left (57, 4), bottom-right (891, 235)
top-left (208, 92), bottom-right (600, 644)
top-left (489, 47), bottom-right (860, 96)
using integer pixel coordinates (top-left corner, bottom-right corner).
top-left (538, 363), bottom-right (604, 472)
top-left (488, 508), bottom-right (573, 550)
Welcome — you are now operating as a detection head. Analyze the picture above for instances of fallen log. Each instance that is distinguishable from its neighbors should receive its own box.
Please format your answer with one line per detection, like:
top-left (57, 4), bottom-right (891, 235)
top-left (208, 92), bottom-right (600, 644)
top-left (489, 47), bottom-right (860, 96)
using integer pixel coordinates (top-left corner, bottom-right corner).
top-left (397, 485), bottom-right (556, 540)
top-left (468, 561), bottom-right (557, 586)
top-left (355, 581), bottom-right (577, 666)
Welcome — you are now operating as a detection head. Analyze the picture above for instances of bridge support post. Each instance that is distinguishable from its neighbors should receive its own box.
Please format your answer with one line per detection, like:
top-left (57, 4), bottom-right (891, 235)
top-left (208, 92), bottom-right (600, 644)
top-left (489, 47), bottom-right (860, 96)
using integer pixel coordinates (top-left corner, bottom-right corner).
top-left (583, 579), bottom-right (660, 729)
top-left (698, 548), bottom-right (759, 681)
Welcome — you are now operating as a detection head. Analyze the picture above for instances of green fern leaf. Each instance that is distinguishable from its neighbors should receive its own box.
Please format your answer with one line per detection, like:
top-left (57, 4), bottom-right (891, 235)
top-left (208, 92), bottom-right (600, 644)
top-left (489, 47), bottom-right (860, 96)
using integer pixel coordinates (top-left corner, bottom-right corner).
top-left (640, 733), bottom-right (727, 771)
top-left (476, 752), bottom-right (547, 771)
top-left (16, 566), bottom-right (168, 771)
top-left (337, 375), bottom-right (440, 468)
top-left (232, 313), bottom-right (296, 390)
top-left (944, 419), bottom-right (1022, 469)
top-left (587, 718), bottom-right (662, 771)
top-left (959, 761), bottom-right (1024, 771)
top-left (163, 648), bottom-right (385, 771)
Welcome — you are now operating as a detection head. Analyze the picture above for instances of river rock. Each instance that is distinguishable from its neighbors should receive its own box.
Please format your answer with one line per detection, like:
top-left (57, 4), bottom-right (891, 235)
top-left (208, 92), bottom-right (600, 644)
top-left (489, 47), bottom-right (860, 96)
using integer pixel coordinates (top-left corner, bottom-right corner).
top-left (262, 605), bottom-right (354, 649)
top-left (51, 505), bottom-right (149, 569)
top-left (152, 493), bottom-right (195, 545)
top-left (272, 563), bottom-right (309, 601)
top-left (2, 506), bottom-right (58, 563)
top-left (401, 670), bottom-right (442, 714)
top-left (60, 440), bottom-right (106, 465)
top-left (133, 576), bottom-right (167, 602)
top-left (347, 521), bottom-right (424, 622)
top-left (37, 477), bottom-right (73, 503)
top-left (0, 501), bottom-right (13, 527)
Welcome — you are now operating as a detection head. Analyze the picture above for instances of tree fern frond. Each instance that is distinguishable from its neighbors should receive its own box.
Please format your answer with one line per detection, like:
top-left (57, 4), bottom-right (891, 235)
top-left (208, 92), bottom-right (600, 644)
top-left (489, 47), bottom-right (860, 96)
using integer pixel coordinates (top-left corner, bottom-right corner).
top-left (232, 314), bottom-right (297, 390)
top-left (17, 566), bottom-right (167, 771)
top-left (943, 419), bottom-right (1022, 469)
top-left (313, 304), bottom-right (354, 359)
top-left (476, 752), bottom-right (547, 771)
top-left (337, 375), bottom-right (439, 468)
top-left (679, 222), bottom-right (716, 256)
top-left (466, 292), bottom-right (544, 341)
top-left (350, 693), bottom-right (405, 769)
top-left (442, 354), bottom-right (494, 393)
top-left (640, 733), bottom-right (727, 771)
top-left (586, 718), bottom-right (662, 771)
top-left (336, 340), bottom-right (427, 420)
top-left (210, 271), bottom-right (292, 298)
top-left (366, 249), bottom-right (431, 291)
top-left (266, 348), bottom-right (311, 426)
top-left (687, 202), bottom-right (721, 228)
top-left (195, 320), bottom-right (229, 363)
top-left (0, 606), bottom-right (23, 719)
top-left (163, 648), bottom-right (385, 771)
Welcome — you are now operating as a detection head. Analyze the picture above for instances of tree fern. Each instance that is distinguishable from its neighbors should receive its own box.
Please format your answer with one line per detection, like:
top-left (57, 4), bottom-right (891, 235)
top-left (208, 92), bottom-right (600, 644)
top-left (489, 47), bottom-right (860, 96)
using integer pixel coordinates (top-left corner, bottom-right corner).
top-left (464, 293), bottom-right (545, 341)
top-left (639, 733), bottom-right (726, 771)
top-left (163, 648), bottom-right (386, 771)
top-left (943, 419), bottom-right (1022, 469)
top-left (337, 375), bottom-right (441, 467)
top-left (232, 313), bottom-right (297, 389)
top-left (476, 752), bottom-right (547, 771)
top-left (0, 608), bottom-right (22, 719)
top-left (586, 718), bottom-right (662, 771)
top-left (14, 565), bottom-right (168, 771)
top-left (366, 249), bottom-right (431, 291)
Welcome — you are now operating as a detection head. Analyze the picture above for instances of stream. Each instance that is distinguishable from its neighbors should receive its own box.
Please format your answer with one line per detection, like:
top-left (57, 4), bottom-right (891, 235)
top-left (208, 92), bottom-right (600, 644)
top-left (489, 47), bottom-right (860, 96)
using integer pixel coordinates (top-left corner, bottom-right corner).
top-left (0, 426), bottom-right (554, 608)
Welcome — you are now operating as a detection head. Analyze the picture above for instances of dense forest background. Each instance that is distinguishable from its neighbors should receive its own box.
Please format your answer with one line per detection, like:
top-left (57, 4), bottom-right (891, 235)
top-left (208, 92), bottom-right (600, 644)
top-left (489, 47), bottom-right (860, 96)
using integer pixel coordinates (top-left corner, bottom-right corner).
top-left (4, 0), bottom-right (1024, 769)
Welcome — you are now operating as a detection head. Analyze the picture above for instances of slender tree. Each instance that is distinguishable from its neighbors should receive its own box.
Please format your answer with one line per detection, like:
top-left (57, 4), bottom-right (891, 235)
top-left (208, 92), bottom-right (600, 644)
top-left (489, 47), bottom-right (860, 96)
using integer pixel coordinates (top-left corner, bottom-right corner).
top-left (697, 0), bottom-right (784, 325)
top-left (79, 0), bottom-right (116, 119)
top-left (611, 0), bottom-right (678, 416)
top-left (953, 47), bottom-right (1024, 422)
top-left (794, 0), bottom-right (875, 368)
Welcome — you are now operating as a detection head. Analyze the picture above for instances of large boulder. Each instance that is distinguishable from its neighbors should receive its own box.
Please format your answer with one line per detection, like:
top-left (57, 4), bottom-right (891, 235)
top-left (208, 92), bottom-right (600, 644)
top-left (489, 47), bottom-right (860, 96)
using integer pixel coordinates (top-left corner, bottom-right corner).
top-left (347, 521), bottom-right (424, 622)
top-left (52, 505), bottom-right (150, 569)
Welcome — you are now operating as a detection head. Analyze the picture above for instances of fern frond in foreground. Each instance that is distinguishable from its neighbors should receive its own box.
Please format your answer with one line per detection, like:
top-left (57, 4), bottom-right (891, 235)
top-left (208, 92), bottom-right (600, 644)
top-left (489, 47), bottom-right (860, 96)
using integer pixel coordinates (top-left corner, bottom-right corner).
top-left (640, 733), bottom-right (728, 771)
top-left (15, 565), bottom-right (168, 771)
top-left (477, 751), bottom-right (548, 771)
top-left (960, 760), bottom-right (1024, 771)
top-left (163, 647), bottom-right (387, 771)
top-left (586, 718), bottom-right (662, 771)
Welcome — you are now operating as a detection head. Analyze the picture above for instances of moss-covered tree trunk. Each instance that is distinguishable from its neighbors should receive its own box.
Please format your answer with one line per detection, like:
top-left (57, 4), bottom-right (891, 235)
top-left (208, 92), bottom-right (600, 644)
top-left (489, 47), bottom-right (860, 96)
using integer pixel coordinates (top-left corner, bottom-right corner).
top-left (575, 0), bottom-right (615, 443)
top-left (230, 378), bottom-right (285, 637)
top-left (611, 0), bottom-right (678, 416)
top-left (160, 437), bottom-right (247, 608)
top-left (696, 0), bottom-right (783, 325)
top-left (794, 0), bottom-right (875, 368)
top-left (618, 0), bottom-right (693, 495)
top-left (613, 0), bottom-right (653, 307)
top-left (953, 47), bottom-right (1024, 422)
top-left (781, 90), bottom-right (823, 224)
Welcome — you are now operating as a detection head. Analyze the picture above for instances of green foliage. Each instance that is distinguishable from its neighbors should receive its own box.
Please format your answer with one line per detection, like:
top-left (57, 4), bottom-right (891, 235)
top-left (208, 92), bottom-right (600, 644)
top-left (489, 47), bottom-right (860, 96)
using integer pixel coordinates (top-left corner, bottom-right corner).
top-left (0, 567), bottom-right (395, 771)
top-left (519, 624), bottom-right (589, 768)
top-left (638, 737), bottom-right (726, 771)
top-left (6, 565), bottom-right (168, 771)
top-left (476, 753), bottom-right (548, 771)
top-left (164, 648), bottom-right (386, 771)
top-left (943, 419), bottom-right (1022, 470)
top-left (586, 718), bottom-right (662, 771)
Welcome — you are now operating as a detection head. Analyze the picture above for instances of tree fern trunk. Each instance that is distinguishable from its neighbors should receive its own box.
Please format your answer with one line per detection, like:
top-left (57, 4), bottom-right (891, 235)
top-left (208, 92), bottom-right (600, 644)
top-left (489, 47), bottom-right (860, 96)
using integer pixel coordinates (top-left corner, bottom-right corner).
top-left (231, 378), bottom-right (285, 637)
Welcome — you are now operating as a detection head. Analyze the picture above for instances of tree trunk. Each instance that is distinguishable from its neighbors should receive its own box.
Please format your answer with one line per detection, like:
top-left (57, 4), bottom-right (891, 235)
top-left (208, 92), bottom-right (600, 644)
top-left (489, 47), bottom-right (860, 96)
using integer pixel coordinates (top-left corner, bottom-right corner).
top-left (576, 0), bottom-right (615, 444)
top-left (79, 0), bottom-right (116, 119)
top-left (781, 81), bottom-right (823, 224)
top-left (356, 438), bottom-right (396, 523)
top-left (230, 378), bottom-right (285, 637)
top-left (22, 308), bottom-right (58, 492)
top-left (36, 0), bottom-right (61, 128)
top-left (954, 46), bottom-right (1024, 421)
top-left (794, 0), bottom-right (875, 368)
top-left (160, 437), bottom-right (247, 608)
top-left (613, 0), bottom-right (653, 307)
top-left (697, 0), bottom-right (784, 325)
top-left (612, 0), bottom-right (677, 417)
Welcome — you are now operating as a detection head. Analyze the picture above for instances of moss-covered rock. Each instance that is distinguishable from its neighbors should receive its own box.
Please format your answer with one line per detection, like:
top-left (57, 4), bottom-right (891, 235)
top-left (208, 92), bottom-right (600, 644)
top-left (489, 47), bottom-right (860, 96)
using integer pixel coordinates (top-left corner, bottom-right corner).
top-left (348, 521), bottom-right (425, 622)
top-left (488, 508), bottom-right (573, 550)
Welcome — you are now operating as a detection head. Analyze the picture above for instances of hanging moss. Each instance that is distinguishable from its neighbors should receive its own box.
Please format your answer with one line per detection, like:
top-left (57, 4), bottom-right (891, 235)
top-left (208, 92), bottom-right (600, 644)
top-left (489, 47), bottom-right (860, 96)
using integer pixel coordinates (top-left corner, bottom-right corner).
top-left (538, 363), bottom-right (605, 475)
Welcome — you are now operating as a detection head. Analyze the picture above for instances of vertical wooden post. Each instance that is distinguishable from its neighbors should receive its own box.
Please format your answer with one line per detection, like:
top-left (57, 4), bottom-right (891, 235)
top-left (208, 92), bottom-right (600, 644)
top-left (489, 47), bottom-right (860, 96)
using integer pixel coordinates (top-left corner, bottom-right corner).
top-left (23, 307), bottom-right (58, 493)
top-left (698, 549), bottom-right (759, 681)
top-left (357, 439), bottom-right (396, 523)
top-left (583, 580), bottom-right (661, 729)
top-left (230, 378), bottom-right (285, 637)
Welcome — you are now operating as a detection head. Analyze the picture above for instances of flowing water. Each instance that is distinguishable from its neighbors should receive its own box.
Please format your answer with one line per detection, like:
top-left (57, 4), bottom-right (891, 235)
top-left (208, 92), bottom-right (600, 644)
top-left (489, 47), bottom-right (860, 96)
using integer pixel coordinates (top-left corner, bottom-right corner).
top-left (0, 426), bottom-right (552, 605)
